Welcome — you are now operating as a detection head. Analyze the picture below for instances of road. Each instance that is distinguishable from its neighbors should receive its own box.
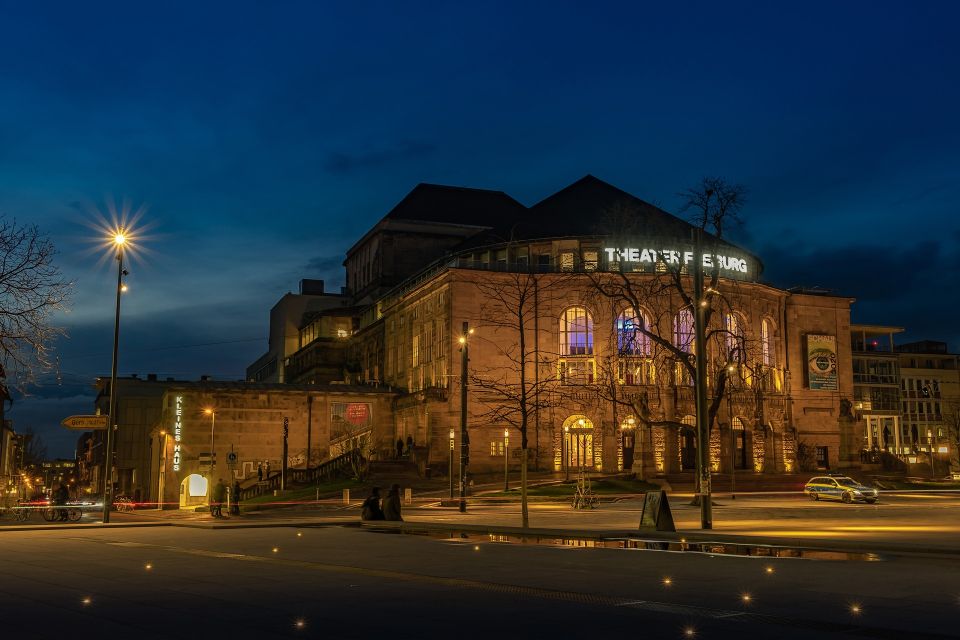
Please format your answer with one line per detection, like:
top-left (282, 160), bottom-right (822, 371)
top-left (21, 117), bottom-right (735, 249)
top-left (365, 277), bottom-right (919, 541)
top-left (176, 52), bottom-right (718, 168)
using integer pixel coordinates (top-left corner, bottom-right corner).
top-left (4, 493), bottom-right (960, 552)
top-left (0, 523), bottom-right (958, 639)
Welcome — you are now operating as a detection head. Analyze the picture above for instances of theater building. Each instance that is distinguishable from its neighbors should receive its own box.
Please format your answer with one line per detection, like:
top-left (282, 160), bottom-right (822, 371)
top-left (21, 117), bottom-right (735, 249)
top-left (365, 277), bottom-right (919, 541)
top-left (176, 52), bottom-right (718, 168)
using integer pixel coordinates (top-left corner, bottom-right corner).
top-left (253, 176), bottom-right (861, 479)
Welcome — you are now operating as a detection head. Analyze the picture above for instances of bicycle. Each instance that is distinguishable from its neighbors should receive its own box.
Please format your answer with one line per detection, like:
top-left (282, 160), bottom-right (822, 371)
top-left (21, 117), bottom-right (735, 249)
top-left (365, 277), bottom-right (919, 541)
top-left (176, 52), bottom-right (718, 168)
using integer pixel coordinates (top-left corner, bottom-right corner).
top-left (41, 504), bottom-right (83, 522)
top-left (571, 471), bottom-right (599, 510)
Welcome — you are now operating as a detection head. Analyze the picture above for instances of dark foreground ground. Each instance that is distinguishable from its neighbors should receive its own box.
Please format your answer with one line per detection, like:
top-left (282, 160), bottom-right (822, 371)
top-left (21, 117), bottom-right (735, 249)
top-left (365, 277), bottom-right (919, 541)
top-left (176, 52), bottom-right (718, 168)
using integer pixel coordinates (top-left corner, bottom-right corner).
top-left (1, 524), bottom-right (958, 640)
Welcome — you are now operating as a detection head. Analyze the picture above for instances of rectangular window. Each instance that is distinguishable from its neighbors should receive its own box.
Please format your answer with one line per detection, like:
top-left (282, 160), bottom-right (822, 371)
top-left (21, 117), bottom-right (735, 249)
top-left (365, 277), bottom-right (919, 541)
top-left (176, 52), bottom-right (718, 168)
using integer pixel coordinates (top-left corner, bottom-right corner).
top-left (559, 252), bottom-right (575, 272)
top-left (490, 441), bottom-right (505, 457)
top-left (537, 254), bottom-right (551, 272)
top-left (516, 247), bottom-right (529, 270)
top-left (495, 249), bottom-right (508, 270)
top-left (411, 334), bottom-right (420, 368)
top-left (815, 446), bottom-right (829, 469)
top-left (559, 359), bottom-right (595, 385)
top-left (583, 250), bottom-right (598, 272)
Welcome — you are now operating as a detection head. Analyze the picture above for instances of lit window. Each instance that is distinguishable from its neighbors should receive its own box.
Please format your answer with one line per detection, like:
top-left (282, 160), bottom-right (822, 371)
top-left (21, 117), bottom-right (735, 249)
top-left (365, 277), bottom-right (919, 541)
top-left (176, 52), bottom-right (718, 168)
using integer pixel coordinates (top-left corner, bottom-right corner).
top-left (559, 252), bottom-right (575, 272)
top-left (674, 308), bottom-right (694, 353)
top-left (560, 307), bottom-right (593, 355)
top-left (725, 313), bottom-right (745, 362)
top-left (617, 308), bottom-right (651, 356)
top-left (583, 250), bottom-right (598, 272)
top-left (761, 318), bottom-right (774, 367)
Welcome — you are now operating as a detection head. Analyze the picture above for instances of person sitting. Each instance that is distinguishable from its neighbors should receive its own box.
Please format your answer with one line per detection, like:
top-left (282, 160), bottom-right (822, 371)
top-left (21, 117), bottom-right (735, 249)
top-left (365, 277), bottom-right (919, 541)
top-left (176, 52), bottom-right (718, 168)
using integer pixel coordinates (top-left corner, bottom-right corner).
top-left (360, 487), bottom-right (385, 521)
top-left (383, 484), bottom-right (403, 521)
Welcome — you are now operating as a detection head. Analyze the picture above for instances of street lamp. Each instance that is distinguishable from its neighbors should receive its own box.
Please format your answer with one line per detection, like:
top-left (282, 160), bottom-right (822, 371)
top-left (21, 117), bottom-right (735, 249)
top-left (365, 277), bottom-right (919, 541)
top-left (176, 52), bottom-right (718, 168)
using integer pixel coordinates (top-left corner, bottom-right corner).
top-left (102, 229), bottom-right (128, 524)
top-left (205, 408), bottom-right (216, 480)
top-left (563, 425), bottom-right (570, 481)
top-left (449, 428), bottom-right (455, 499)
top-left (157, 430), bottom-right (167, 510)
top-left (928, 429), bottom-right (936, 478)
top-left (458, 323), bottom-right (473, 513)
top-left (504, 429), bottom-right (510, 491)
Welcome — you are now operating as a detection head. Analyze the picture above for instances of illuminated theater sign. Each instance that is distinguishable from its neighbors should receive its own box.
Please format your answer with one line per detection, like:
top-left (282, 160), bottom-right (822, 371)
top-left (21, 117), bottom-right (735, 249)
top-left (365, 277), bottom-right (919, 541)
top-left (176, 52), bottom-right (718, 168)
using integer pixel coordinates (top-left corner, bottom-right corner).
top-left (173, 395), bottom-right (183, 471)
top-left (603, 247), bottom-right (749, 275)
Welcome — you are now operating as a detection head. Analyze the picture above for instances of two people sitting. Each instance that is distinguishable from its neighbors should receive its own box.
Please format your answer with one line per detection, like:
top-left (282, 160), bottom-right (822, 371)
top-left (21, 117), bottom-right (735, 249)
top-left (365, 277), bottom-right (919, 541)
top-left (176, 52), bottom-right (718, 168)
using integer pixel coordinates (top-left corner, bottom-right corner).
top-left (361, 484), bottom-right (403, 521)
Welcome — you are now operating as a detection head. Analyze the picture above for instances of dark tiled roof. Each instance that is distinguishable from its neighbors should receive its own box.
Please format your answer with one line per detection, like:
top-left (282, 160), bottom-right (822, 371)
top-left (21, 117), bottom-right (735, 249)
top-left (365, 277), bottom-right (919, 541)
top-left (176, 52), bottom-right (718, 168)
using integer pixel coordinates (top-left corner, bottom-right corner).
top-left (527, 174), bottom-right (694, 239)
top-left (384, 183), bottom-right (526, 227)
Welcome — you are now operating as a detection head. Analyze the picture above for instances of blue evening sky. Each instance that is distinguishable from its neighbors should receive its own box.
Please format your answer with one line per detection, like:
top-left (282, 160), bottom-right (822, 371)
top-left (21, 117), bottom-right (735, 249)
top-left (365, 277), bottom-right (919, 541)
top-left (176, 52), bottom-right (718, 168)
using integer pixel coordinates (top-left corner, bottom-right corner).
top-left (2, 1), bottom-right (958, 456)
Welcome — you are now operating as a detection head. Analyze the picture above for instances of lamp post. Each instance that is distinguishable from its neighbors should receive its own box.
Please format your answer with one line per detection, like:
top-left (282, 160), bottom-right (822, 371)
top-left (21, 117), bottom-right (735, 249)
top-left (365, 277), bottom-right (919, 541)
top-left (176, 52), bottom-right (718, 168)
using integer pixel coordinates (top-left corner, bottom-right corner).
top-left (928, 429), bottom-right (936, 478)
top-left (504, 429), bottom-right (510, 491)
top-left (102, 230), bottom-right (127, 524)
top-left (205, 408), bottom-right (216, 497)
top-left (157, 430), bottom-right (167, 510)
top-left (449, 428), bottom-right (455, 499)
top-left (692, 228), bottom-right (713, 529)
top-left (563, 425), bottom-right (570, 481)
top-left (458, 322), bottom-right (473, 513)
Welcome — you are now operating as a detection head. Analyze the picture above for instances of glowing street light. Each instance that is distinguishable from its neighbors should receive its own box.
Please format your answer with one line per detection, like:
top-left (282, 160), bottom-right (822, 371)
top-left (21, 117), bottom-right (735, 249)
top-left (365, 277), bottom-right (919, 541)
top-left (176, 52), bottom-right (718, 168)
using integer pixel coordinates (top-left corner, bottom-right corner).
top-left (205, 408), bottom-right (216, 504)
top-left (503, 428), bottom-right (510, 492)
top-left (102, 228), bottom-right (130, 524)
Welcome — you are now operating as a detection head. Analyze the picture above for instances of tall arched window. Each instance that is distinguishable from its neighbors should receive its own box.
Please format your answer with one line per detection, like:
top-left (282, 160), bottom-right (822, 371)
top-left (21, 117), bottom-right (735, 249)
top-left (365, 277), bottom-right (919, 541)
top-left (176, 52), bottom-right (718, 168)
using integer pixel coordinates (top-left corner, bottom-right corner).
top-left (673, 308), bottom-right (694, 353)
top-left (725, 312), bottom-right (746, 362)
top-left (617, 308), bottom-right (651, 356)
top-left (761, 318), bottom-right (774, 367)
top-left (560, 307), bottom-right (593, 355)
top-left (559, 307), bottom-right (595, 384)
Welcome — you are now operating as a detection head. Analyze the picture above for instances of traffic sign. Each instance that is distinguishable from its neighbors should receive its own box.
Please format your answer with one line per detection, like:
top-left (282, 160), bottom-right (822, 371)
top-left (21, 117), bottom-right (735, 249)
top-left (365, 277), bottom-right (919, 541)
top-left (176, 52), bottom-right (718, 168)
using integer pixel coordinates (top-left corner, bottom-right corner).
top-left (61, 415), bottom-right (109, 430)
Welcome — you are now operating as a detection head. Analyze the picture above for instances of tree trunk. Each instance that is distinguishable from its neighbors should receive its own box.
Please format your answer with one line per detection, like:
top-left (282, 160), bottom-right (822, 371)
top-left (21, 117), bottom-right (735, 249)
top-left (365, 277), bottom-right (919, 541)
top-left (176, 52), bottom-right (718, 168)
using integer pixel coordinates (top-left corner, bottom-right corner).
top-left (521, 446), bottom-right (529, 528)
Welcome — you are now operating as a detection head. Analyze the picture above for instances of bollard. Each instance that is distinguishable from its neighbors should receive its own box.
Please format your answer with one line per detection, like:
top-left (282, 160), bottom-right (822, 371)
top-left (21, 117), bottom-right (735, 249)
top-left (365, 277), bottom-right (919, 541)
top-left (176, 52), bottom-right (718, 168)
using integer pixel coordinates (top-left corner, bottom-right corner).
top-left (342, 488), bottom-right (350, 505)
top-left (404, 487), bottom-right (412, 505)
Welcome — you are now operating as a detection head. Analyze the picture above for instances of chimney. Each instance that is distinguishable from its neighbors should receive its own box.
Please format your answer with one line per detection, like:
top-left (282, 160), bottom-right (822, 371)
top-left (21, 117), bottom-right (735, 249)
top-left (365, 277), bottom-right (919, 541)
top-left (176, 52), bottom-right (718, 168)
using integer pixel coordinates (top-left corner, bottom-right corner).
top-left (300, 279), bottom-right (325, 295)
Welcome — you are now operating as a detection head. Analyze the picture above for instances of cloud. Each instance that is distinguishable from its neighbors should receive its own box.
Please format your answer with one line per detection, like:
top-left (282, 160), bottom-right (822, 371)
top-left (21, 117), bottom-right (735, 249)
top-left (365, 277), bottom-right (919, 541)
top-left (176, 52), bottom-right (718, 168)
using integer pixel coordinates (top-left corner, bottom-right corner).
top-left (762, 239), bottom-right (960, 350)
top-left (324, 140), bottom-right (435, 175)
top-left (303, 254), bottom-right (343, 273)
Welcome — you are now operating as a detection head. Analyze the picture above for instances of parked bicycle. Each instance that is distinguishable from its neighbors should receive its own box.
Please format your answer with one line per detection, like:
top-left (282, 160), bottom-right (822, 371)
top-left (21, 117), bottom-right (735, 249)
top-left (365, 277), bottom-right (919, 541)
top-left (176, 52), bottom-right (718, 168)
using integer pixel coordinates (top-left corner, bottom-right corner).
top-left (113, 495), bottom-right (134, 512)
top-left (571, 471), bottom-right (599, 510)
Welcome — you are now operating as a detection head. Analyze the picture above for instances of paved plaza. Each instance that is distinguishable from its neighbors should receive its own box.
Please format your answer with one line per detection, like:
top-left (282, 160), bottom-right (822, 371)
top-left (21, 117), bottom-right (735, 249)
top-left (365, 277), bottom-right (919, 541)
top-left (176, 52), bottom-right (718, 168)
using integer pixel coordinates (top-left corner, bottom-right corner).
top-left (2, 492), bottom-right (960, 638)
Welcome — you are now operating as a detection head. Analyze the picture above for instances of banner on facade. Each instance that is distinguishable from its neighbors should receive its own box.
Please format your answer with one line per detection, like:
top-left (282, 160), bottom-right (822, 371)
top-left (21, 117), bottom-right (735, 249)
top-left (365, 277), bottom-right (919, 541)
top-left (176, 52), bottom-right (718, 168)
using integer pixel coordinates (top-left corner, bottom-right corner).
top-left (806, 334), bottom-right (838, 390)
top-left (638, 489), bottom-right (676, 532)
top-left (331, 402), bottom-right (373, 440)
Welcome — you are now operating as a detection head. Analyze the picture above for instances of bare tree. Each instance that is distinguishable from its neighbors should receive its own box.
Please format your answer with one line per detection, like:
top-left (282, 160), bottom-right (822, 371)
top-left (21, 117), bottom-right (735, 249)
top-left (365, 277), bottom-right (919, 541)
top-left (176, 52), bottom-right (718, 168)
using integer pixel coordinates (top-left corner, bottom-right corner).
top-left (583, 178), bottom-right (753, 488)
top-left (461, 263), bottom-right (570, 528)
top-left (0, 217), bottom-right (71, 390)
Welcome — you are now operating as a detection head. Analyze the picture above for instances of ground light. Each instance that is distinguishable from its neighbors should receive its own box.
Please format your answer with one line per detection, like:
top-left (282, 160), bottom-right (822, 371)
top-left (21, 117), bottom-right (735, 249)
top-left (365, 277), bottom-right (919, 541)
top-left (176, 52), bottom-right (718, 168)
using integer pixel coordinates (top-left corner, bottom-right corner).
top-left (683, 627), bottom-right (696, 637)
top-left (294, 619), bottom-right (306, 630)
top-left (741, 593), bottom-right (752, 604)
top-left (662, 577), bottom-right (672, 586)
top-left (850, 603), bottom-right (862, 615)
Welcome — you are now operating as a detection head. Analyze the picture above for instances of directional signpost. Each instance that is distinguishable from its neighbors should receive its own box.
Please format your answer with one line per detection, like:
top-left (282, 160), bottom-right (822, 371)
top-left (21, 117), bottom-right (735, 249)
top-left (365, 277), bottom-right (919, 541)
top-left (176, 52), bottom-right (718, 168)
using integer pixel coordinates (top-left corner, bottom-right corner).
top-left (61, 415), bottom-right (109, 431)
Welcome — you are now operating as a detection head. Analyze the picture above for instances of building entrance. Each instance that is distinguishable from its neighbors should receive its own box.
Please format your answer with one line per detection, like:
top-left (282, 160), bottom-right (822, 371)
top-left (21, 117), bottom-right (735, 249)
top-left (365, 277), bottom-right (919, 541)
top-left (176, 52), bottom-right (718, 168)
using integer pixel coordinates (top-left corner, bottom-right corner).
top-left (562, 415), bottom-right (594, 470)
top-left (179, 474), bottom-right (208, 509)
top-left (680, 430), bottom-right (697, 470)
top-left (732, 418), bottom-right (749, 470)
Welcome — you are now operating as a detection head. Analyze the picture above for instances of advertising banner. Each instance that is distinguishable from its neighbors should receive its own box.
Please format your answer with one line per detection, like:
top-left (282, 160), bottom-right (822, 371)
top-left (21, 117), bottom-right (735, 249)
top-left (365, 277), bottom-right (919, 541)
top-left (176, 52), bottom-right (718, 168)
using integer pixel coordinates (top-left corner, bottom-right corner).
top-left (807, 334), bottom-right (838, 390)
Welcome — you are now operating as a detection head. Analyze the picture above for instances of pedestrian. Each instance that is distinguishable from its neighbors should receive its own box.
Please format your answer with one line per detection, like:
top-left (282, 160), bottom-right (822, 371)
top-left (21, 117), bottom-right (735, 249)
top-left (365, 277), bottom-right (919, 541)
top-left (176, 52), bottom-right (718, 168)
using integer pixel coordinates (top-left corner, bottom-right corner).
top-left (257, 462), bottom-right (263, 482)
top-left (265, 461), bottom-right (271, 479)
top-left (406, 435), bottom-right (414, 454)
top-left (54, 483), bottom-right (69, 521)
top-left (360, 487), bottom-right (385, 521)
top-left (212, 478), bottom-right (227, 518)
top-left (383, 484), bottom-right (403, 521)
top-left (230, 480), bottom-right (241, 516)
top-left (396, 438), bottom-right (404, 459)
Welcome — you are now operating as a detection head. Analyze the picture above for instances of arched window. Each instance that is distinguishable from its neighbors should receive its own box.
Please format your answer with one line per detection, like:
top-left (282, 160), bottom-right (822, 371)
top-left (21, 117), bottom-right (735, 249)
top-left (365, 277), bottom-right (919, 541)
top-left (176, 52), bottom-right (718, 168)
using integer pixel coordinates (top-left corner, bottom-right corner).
top-left (560, 307), bottom-right (593, 356)
top-left (617, 308), bottom-right (651, 356)
top-left (673, 308), bottom-right (694, 353)
top-left (725, 312), bottom-right (746, 362)
top-left (761, 318), bottom-right (774, 367)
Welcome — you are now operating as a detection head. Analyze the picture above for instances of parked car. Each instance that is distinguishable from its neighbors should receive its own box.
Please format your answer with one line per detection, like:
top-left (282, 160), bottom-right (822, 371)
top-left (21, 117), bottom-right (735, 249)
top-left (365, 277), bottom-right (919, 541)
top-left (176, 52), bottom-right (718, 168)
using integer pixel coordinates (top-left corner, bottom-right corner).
top-left (804, 476), bottom-right (878, 504)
